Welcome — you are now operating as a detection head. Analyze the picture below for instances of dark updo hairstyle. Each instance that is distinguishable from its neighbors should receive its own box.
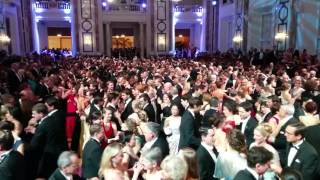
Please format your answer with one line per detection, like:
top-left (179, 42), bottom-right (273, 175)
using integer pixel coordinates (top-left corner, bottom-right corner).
top-left (226, 129), bottom-right (247, 155)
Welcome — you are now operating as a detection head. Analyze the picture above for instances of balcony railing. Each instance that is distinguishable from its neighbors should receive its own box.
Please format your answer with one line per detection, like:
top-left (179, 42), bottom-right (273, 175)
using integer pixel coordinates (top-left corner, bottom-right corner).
top-left (174, 5), bottom-right (203, 13)
top-left (34, 0), bottom-right (71, 10)
top-left (105, 4), bottom-right (146, 13)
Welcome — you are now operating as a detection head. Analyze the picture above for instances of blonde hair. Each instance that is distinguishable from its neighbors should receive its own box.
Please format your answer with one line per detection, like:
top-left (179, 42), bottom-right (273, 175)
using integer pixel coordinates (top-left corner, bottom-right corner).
top-left (99, 142), bottom-right (122, 176)
top-left (255, 123), bottom-right (273, 137)
top-left (137, 110), bottom-right (148, 122)
top-left (178, 148), bottom-right (199, 179)
top-left (161, 155), bottom-right (188, 180)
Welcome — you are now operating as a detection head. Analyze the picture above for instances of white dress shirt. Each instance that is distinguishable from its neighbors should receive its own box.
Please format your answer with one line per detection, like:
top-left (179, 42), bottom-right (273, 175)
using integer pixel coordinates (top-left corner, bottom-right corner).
top-left (287, 139), bottom-right (304, 166)
top-left (241, 116), bottom-right (250, 134)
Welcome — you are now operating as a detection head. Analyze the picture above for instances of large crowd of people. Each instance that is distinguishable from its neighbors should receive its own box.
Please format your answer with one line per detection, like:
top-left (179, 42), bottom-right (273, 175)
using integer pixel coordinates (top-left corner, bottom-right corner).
top-left (0, 47), bottom-right (319, 180)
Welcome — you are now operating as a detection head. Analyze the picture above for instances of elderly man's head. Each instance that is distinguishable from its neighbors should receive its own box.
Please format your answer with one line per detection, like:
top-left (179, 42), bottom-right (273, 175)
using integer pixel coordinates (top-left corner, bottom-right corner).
top-left (142, 122), bottom-right (161, 142)
top-left (57, 151), bottom-right (80, 176)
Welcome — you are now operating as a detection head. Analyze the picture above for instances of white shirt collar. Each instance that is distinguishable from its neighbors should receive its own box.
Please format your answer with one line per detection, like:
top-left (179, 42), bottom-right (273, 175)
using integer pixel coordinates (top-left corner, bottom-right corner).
top-left (292, 139), bottom-right (304, 148)
top-left (246, 167), bottom-right (259, 180)
top-left (282, 115), bottom-right (293, 124)
top-left (143, 103), bottom-right (149, 109)
top-left (107, 103), bottom-right (116, 109)
top-left (188, 109), bottom-right (195, 118)
top-left (201, 142), bottom-right (217, 162)
top-left (172, 95), bottom-right (178, 100)
top-left (59, 170), bottom-right (72, 180)
top-left (48, 109), bottom-right (58, 116)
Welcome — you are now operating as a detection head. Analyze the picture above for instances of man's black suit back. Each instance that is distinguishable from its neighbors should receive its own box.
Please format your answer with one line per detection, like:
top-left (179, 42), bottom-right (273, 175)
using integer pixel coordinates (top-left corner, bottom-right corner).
top-left (179, 110), bottom-right (201, 150)
top-left (144, 104), bottom-right (156, 122)
top-left (49, 168), bottom-right (84, 180)
top-left (82, 138), bottom-right (103, 179)
top-left (0, 150), bottom-right (25, 180)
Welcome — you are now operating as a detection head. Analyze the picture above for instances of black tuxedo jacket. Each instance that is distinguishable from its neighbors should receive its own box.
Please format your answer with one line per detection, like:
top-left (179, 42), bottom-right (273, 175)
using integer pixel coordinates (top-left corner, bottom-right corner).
top-left (0, 150), bottom-right (25, 180)
top-left (179, 110), bottom-right (201, 150)
top-left (305, 124), bottom-right (320, 155)
top-left (171, 96), bottom-right (185, 115)
top-left (237, 117), bottom-right (258, 147)
top-left (202, 109), bottom-right (217, 127)
top-left (234, 169), bottom-right (256, 180)
top-left (144, 103), bottom-right (156, 122)
top-left (88, 104), bottom-right (101, 119)
top-left (151, 133), bottom-right (170, 158)
top-left (82, 138), bottom-right (103, 179)
top-left (286, 141), bottom-right (319, 180)
top-left (49, 169), bottom-right (84, 180)
top-left (121, 99), bottom-right (134, 121)
top-left (27, 110), bottom-right (67, 178)
top-left (197, 145), bottom-right (218, 180)
top-left (273, 117), bottom-right (298, 166)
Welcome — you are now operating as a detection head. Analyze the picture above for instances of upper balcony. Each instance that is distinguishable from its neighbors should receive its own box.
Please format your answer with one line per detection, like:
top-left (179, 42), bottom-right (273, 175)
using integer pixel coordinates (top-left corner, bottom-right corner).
top-left (34, 0), bottom-right (71, 10)
top-left (102, 0), bottom-right (146, 14)
top-left (102, 0), bottom-right (147, 22)
top-left (33, 0), bottom-right (71, 22)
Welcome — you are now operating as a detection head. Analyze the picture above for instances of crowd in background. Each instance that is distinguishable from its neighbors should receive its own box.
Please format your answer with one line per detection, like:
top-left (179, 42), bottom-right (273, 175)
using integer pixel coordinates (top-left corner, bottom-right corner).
top-left (0, 47), bottom-right (319, 180)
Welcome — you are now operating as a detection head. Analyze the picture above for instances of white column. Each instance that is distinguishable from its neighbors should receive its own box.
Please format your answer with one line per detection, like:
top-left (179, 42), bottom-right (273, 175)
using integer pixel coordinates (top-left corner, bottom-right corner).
top-left (140, 22), bottom-right (144, 58)
top-left (71, 0), bottom-right (77, 56)
top-left (106, 22), bottom-right (111, 57)
top-left (31, 4), bottom-right (40, 53)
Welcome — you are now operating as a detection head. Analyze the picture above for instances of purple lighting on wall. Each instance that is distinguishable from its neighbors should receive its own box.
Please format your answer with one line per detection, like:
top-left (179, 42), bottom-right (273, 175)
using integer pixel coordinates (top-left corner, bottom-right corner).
top-left (212, 0), bottom-right (217, 6)
top-left (142, 3), bottom-right (147, 8)
top-left (102, 2), bottom-right (107, 7)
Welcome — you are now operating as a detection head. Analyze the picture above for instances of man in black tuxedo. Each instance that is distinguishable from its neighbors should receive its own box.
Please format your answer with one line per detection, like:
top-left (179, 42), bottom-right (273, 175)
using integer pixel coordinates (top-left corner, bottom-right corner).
top-left (197, 127), bottom-right (218, 180)
top-left (49, 151), bottom-right (84, 180)
top-left (238, 101), bottom-right (258, 147)
top-left (170, 86), bottom-right (185, 116)
top-left (139, 93), bottom-right (156, 122)
top-left (269, 104), bottom-right (298, 166)
top-left (141, 122), bottom-right (169, 158)
top-left (202, 97), bottom-right (219, 127)
top-left (284, 122), bottom-right (319, 180)
top-left (106, 92), bottom-right (122, 130)
top-left (27, 98), bottom-right (68, 179)
top-left (82, 124), bottom-right (104, 179)
top-left (87, 95), bottom-right (104, 120)
top-left (234, 147), bottom-right (273, 180)
top-left (179, 97), bottom-right (202, 150)
top-left (120, 89), bottom-right (134, 121)
top-left (0, 130), bottom-right (25, 180)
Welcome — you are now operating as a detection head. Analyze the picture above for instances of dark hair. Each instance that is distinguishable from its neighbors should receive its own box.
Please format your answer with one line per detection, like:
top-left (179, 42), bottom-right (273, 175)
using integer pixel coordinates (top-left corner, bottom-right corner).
top-left (107, 92), bottom-right (119, 102)
top-left (0, 121), bottom-right (14, 131)
top-left (247, 146), bottom-right (273, 168)
top-left (45, 97), bottom-right (60, 109)
top-left (0, 130), bottom-right (14, 150)
top-left (270, 102), bottom-right (281, 115)
top-left (92, 95), bottom-right (103, 104)
top-left (288, 122), bottom-right (306, 138)
top-left (199, 127), bottom-right (211, 137)
top-left (122, 88), bottom-right (133, 97)
top-left (188, 97), bottom-right (203, 109)
top-left (304, 101), bottom-right (317, 113)
top-left (6, 107), bottom-right (22, 121)
top-left (226, 129), bottom-right (247, 155)
top-left (87, 111), bottom-right (102, 124)
top-left (239, 101), bottom-right (253, 112)
top-left (139, 93), bottom-right (151, 103)
top-left (32, 103), bottom-right (48, 115)
top-left (223, 99), bottom-right (238, 114)
top-left (280, 168), bottom-right (303, 180)
top-left (209, 112), bottom-right (225, 128)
